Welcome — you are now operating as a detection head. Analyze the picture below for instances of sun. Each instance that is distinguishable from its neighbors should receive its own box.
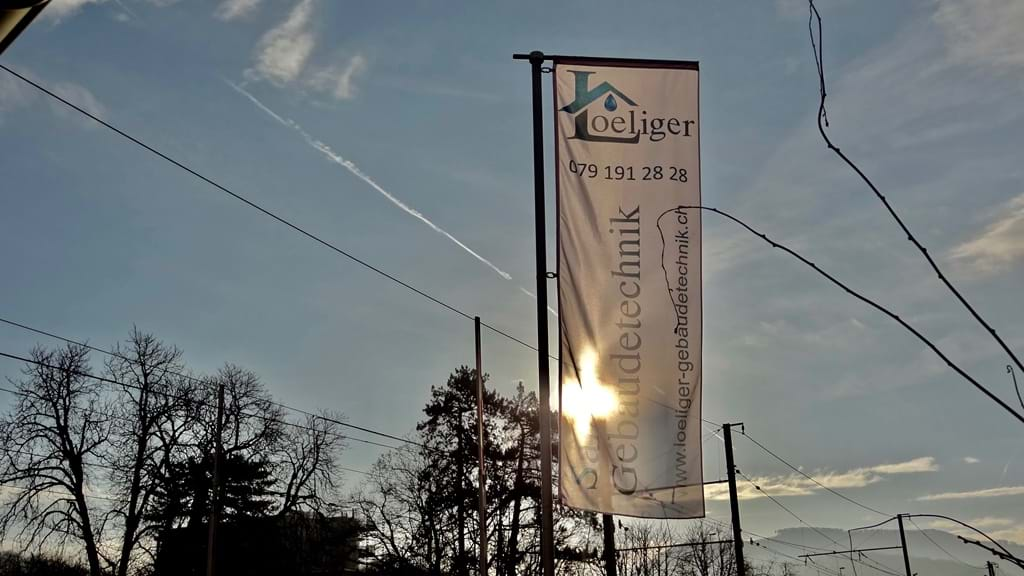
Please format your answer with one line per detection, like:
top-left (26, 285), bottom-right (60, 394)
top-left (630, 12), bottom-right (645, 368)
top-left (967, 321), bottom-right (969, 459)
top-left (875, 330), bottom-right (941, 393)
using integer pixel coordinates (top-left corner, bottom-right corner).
top-left (560, 348), bottom-right (618, 440)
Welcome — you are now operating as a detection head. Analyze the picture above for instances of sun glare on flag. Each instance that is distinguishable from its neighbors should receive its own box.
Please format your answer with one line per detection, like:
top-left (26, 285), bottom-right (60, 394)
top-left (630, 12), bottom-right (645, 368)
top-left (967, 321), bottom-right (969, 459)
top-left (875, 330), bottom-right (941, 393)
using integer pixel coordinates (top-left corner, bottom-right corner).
top-left (560, 348), bottom-right (618, 440)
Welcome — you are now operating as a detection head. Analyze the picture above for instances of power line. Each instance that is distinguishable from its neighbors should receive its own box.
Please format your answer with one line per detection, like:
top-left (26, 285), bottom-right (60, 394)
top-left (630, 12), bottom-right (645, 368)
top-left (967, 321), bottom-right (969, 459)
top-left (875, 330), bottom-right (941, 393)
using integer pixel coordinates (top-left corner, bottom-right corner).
top-left (736, 470), bottom-right (844, 550)
top-left (905, 514), bottom-right (1016, 560)
top-left (735, 471), bottom-right (903, 576)
top-left (0, 63), bottom-right (544, 360)
top-left (807, 1), bottom-right (1024, 408)
top-left (737, 429), bottom-right (888, 517)
top-left (0, 315), bottom-right (427, 450)
top-left (0, 350), bottom-right (415, 454)
top-left (673, 204), bottom-right (1024, 425)
top-left (906, 516), bottom-right (980, 569)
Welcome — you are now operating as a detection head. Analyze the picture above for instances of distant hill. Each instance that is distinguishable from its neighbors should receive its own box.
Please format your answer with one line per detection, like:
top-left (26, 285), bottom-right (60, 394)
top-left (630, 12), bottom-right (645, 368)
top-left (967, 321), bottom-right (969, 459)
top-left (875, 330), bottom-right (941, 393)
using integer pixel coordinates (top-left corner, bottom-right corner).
top-left (747, 527), bottom-right (1023, 576)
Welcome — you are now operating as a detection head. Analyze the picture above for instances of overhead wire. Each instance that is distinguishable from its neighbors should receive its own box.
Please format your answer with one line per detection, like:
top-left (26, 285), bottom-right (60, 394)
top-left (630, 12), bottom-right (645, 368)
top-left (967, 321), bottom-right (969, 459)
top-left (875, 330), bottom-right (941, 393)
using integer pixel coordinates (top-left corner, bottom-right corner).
top-left (0, 350), bottom-right (417, 454)
top-left (0, 315), bottom-right (427, 450)
top-left (737, 429), bottom-right (888, 517)
top-left (0, 63), bottom-right (546, 361)
top-left (807, 0), bottom-right (1024, 421)
top-left (906, 516), bottom-right (980, 569)
top-left (735, 471), bottom-right (903, 576)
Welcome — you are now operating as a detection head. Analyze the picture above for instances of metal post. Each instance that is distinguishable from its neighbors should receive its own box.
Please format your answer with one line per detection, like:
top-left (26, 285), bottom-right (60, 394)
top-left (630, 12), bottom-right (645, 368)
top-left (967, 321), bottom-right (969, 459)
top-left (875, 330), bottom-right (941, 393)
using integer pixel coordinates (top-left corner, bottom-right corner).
top-left (602, 514), bottom-right (618, 576)
top-left (897, 514), bottom-right (913, 576)
top-left (987, 561), bottom-right (996, 576)
top-left (475, 317), bottom-right (489, 576)
top-left (207, 383), bottom-right (225, 576)
top-left (525, 49), bottom-right (556, 576)
top-left (723, 423), bottom-right (746, 576)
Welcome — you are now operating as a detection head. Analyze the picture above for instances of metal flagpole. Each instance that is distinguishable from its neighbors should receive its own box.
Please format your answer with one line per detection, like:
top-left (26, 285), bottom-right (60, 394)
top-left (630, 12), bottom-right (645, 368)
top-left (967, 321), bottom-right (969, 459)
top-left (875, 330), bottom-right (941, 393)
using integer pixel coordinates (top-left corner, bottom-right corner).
top-left (723, 423), bottom-right (746, 576)
top-left (511, 49), bottom-right (556, 576)
top-left (475, 317), bottom-right (489, 576)
top-left (602, 514), bottom-right (618, 576)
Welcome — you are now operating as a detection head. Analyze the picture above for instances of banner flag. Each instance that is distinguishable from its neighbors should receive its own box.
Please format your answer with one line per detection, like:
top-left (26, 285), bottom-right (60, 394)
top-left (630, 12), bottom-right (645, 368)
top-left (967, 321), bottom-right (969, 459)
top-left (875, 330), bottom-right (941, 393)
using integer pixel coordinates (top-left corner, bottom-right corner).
top-left (555, 59), bottom-right (703, 518)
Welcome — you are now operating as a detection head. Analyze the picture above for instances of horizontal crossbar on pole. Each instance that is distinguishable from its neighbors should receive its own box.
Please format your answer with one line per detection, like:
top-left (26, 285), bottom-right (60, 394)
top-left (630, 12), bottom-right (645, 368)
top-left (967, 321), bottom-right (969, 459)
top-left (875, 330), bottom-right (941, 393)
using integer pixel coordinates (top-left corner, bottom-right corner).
top-left (799, 546), bottom-right (902, 558)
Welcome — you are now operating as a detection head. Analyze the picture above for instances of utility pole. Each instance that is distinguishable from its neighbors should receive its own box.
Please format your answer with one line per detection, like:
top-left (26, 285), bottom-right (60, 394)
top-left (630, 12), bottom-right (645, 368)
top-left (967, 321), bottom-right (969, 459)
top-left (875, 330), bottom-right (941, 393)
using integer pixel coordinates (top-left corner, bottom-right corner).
top-left (723, 423), bottom-right (746, 576)
top-left (474, 317), bottom-right (488, 576)
top-left (206, 383), bottom-right (225, 576)
top-left (602, 514), bottom-right (618, 576)
top-left (897, 514), bottom-right (913, 576)
top-left (987, 561), bottom-right (996, 576)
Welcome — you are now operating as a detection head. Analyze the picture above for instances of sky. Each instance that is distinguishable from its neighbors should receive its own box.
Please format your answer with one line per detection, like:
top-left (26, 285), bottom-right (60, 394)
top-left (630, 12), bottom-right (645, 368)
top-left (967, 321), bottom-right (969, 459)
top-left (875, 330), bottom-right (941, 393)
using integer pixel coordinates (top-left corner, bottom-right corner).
top-left (1, 0), bottom-right (1023, 556)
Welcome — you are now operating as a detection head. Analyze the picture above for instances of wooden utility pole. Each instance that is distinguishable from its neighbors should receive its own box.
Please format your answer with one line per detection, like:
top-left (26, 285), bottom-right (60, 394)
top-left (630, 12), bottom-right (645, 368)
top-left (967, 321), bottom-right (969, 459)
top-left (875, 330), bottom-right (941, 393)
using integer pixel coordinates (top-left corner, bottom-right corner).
top-left (723, 423), bottom-right (746, 576)
top-left (206, 383), bottom-right (225, 576)
top-left (897, 514), bottom-right (913, 576)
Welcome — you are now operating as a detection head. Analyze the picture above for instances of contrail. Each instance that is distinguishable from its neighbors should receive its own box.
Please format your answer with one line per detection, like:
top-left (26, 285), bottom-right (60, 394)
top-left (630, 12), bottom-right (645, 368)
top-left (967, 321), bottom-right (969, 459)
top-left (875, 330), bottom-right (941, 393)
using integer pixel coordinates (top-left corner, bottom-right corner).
top-left (519, 287), bottom-right (558, 318)
top-left (226, 80), bottom-right (513, 281)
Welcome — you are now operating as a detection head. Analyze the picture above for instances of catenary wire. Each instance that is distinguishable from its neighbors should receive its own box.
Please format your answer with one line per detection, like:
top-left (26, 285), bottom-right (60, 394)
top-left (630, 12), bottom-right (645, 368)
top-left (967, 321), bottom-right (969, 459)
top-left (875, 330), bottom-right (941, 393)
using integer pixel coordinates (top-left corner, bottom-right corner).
top-left (807, 1), bottom-right (1024, 391)
top-left (907, 516), bottom-right (980, 569)
top-left (737, 428), bottom-right (888, 517)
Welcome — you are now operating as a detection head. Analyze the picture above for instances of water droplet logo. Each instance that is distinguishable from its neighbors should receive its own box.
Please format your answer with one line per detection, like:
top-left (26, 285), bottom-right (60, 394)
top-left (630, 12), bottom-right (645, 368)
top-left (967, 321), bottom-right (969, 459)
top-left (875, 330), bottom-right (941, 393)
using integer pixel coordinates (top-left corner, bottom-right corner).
top-left (604, 94), bottom-right (617, 112)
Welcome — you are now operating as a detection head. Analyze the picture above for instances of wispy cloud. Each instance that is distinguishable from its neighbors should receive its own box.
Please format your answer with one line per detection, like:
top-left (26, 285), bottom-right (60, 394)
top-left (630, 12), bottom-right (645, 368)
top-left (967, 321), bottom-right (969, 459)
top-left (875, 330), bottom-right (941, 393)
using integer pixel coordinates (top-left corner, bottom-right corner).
top-left (706, 457), bottom-right (937, 501)
top-left (917, 485), bottom-right (1024, 501)
top-left (227, 81), bottom-right (513, 282)
top-left (964, 456), bottom-right (981, 464)
top-left (308, 54), bottom-right (368, 101)
top-left (950, 194), bottom-right (1024, 274)
top-left (216, 0), bottom-right (262, 21)
top-left (871, 457), bottom-right (939, 474)
top-left (0, 71), bottom-right (105, 124)
top-left (934, 0), bottom-right (1024, 70)
top-left (250, 0), bottom-right (316, 84)
top-left (44, 0), bottom-right (109, 20)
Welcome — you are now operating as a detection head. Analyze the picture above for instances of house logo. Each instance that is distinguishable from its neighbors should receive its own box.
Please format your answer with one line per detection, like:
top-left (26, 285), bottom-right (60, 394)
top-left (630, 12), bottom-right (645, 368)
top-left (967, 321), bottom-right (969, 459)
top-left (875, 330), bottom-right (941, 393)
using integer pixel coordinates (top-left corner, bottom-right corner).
top-left (561, 71), bottom-right (640, 143)
top-left (560, 69), bottom-right (695, 144)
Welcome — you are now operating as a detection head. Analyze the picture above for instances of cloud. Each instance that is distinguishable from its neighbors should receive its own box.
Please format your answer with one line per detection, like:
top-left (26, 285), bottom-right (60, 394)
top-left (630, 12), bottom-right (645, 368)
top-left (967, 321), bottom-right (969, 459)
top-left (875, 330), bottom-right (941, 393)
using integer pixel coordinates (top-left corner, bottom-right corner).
top-left (44, 0), bottom-right (109, 20)
top-left (0, 71), bottom-right (105, 124)
top-left (917, 485), bottom-right (1024, 501)
top-left (0, 74), bottom-right (34, 117)
top-left (216, 0), bottom-right (262, 20)
top-left (50, 81), bottom-right (107, 120)
top-left (251, 0), bottom-right (317, 84)
top-left (227, 81), bottom-right (514, 282)
top-left (705, 457), bottom-right (937, 501)
top-left (964, 456), bottom-right (981, 464)
top-left (950, 194), bottom-right (1024, 274)
top-left (869, 456), bottom-right (939, 474)
top-left (308, 54), bottom-right (367, 101)
top-left (933, 0), bottom-right (1024, 69)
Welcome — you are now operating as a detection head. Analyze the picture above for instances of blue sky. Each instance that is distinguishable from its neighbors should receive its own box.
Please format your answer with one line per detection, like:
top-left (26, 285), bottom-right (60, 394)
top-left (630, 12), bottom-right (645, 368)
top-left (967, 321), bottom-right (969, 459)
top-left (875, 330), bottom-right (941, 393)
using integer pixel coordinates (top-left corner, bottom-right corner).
top-left (1, 0), bottom-right (1023, 552)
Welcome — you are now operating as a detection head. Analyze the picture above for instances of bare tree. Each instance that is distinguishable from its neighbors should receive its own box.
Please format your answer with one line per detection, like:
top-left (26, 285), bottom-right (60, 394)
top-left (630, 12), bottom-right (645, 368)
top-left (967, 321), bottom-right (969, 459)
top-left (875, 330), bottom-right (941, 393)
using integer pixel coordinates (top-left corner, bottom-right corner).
top-left (0, 344), bottom-right (111, 576)
top-left (104, 329), bottom-right (196, 576)
top-left (275, 412), bottom-right (346, 516)
top-left (356, 446), bottom-right (444, 574)
top-left (679, 522), bottom-right (738, 576)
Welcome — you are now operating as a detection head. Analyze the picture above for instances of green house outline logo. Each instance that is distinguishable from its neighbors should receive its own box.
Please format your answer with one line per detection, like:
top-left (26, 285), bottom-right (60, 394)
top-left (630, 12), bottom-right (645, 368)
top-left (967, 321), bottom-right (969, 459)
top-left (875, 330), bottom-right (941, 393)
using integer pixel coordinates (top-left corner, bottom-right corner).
top-left (560, 70), bottom-right (640, 143)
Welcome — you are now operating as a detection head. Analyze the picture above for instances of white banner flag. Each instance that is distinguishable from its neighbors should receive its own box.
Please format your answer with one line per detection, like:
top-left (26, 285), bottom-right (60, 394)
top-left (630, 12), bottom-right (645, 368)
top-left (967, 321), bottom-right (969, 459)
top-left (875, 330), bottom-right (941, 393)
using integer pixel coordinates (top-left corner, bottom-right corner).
top-left (556, 59), bottom-right (703, 518)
